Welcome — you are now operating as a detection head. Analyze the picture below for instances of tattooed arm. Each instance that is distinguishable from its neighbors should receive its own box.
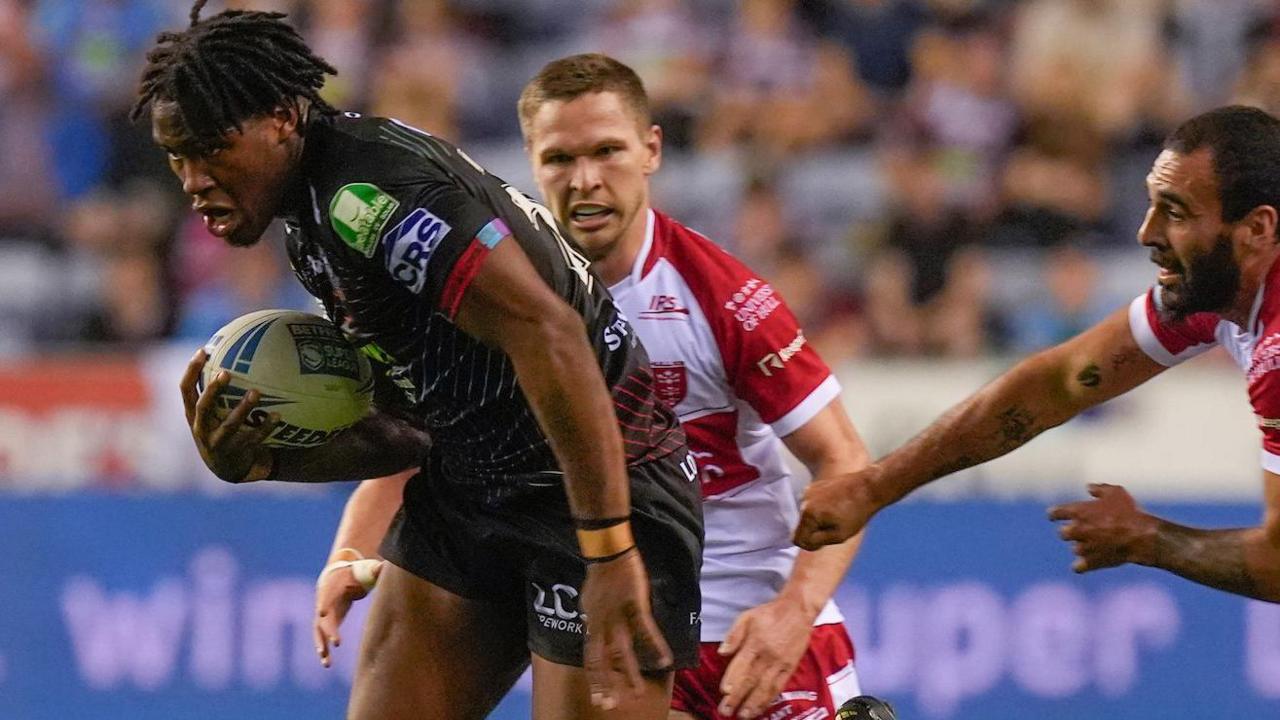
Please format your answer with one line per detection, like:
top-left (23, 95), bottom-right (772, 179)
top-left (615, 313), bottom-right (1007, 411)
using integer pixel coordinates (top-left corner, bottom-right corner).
top-left (796, 308), bottom-right (1169, 549)
top-left (878, 308), bottom-right (1165, 500)
top-left (1048, 474), bottom-right (1280, 602)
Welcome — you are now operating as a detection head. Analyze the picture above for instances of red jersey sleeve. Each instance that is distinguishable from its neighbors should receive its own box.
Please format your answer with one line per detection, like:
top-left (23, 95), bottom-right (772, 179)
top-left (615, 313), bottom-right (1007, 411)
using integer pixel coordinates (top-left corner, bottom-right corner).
top-left (1127, 288), bottom-right (1220, 367)
top-left (696, 255), bottom-right (838, 436)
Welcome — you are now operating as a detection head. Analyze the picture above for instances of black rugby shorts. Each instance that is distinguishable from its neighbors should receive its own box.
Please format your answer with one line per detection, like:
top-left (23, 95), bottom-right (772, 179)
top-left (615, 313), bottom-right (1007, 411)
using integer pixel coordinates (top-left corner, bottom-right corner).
top-left (380, 449), bottom-right (704, 669)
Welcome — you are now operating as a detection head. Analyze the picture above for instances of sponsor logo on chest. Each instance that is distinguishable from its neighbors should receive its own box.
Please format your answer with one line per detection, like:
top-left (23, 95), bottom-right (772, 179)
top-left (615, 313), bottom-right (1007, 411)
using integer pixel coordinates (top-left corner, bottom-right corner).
top-left (639, 294), bottom-right (691, 320)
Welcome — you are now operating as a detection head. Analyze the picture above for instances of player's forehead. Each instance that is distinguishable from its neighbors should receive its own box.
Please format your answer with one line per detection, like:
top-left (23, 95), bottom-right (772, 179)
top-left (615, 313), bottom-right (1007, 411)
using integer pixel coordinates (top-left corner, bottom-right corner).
top-left (1146, 148), bottom-right (1219, 208)
top-left (527, 91), bottom-right (645, 153)
top-left (150, 100), bottom-right (193, 146)
top-left (151, 99), bottom-right (247, 152)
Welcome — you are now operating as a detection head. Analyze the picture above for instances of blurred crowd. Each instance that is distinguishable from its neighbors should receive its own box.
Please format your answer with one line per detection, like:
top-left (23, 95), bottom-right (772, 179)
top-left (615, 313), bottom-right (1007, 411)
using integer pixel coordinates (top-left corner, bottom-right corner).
top-left (2, 0), bottom-right (1279, 364)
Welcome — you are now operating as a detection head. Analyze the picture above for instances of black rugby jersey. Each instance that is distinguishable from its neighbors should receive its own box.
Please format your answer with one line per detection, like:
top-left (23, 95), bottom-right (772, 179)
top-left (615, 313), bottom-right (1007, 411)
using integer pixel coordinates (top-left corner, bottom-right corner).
top-left (279, 112), bottom-right (685, 500)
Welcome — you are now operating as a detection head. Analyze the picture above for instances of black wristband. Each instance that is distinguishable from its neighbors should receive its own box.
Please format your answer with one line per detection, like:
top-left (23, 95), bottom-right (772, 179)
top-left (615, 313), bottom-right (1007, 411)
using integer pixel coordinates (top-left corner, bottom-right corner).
top-left (572, 515), bottom-right (630, 531)
top-left (584, 545), bottom-right (636, 564)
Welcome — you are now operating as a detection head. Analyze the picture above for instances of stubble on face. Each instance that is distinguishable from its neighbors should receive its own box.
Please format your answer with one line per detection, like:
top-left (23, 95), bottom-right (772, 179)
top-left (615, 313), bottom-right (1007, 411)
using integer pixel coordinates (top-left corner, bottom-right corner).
top-left (526, 92), bottom-right (655, 270)
top-left (1160, 230), bottom-right (1240, 321)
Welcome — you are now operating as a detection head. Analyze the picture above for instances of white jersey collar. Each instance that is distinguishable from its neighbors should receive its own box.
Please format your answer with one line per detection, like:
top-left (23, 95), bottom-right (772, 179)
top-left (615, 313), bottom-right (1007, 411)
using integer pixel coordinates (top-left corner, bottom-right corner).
top-left (609, 208), bottom-right (656, 295)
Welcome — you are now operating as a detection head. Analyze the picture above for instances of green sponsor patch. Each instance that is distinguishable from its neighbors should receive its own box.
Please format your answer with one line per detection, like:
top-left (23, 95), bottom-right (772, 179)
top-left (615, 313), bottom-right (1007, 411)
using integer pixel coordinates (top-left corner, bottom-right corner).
top-left (360, 342), bottom-right (396, 365)
top-left (329, 183), bottom-right (399, 257)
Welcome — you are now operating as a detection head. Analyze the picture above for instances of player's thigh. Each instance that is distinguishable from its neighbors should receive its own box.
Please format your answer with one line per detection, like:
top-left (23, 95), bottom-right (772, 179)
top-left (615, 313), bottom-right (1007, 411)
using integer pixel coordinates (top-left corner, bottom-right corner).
top-left (348, 563), bottom-right (530, 720)
top-left (530, 653), bottom-right (674, 720)
top-left (667, 712), bottom-right (697, 720)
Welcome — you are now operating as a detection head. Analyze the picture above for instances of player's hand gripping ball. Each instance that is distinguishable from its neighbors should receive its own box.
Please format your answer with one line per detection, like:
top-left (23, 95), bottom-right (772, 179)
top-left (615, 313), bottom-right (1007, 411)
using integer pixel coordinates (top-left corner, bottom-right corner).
top-left (837, 695), bottom-right (898, 720)
top-left (201, 309), bottom-right (374, 449)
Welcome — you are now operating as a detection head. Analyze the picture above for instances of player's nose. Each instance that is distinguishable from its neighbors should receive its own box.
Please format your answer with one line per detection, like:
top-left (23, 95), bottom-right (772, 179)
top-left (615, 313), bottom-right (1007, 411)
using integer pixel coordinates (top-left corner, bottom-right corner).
top-left (1136, 206), bottom-right (1160, 248)
top-left (569, 157), bottom-right (602, 193)
top-left (179, 159), bottom-right (216, 196)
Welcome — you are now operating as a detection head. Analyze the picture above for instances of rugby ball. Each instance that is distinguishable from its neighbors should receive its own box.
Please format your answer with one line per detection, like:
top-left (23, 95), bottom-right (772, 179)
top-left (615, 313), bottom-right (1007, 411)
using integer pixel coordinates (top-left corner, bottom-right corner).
top-left (200, 309), bottom-right (375, 448)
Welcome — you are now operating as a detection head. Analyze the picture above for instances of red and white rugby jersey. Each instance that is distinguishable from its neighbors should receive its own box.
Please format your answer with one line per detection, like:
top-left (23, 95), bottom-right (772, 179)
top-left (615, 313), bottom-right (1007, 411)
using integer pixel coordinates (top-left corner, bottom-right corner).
top-left (610, 210), bottom-right (844, 640)
top-left (1129, 258), bottom-right (1280, 471)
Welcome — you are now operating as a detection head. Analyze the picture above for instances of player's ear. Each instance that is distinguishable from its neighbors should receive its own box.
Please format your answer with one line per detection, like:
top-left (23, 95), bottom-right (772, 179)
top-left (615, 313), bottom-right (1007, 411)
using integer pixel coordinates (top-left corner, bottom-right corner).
top-left (643, 124), bottom-right (662, 175)
top-left (271, 103), bottom-right (301, 142)
top-left (1241, 204), bottom-right (1279, 250)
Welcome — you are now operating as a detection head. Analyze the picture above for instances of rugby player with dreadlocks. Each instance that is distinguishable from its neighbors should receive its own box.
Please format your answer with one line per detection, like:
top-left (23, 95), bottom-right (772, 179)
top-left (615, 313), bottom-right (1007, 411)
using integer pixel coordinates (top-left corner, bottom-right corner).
top-left (136, 3), bottom-right (704, 718)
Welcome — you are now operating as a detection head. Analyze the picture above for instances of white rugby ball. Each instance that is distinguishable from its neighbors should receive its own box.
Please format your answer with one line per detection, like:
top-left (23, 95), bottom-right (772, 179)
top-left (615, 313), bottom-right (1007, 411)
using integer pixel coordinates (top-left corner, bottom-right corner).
top-left (200, 309), bottom-right (375, 448)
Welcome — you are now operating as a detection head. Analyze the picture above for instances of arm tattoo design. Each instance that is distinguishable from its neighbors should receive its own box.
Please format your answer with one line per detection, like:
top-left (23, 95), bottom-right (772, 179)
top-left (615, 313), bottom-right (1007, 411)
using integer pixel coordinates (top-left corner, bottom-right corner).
top-left (1076, 363), bottom-right (1102, 388)
top-left (994, 405), bottom-right (1038, 452)
top-left (920, 407), bottom-right (1039, 485)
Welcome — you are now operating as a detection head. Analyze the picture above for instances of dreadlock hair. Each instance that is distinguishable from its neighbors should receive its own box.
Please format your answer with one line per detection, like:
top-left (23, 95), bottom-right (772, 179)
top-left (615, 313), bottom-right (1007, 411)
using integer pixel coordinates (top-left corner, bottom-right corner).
top-left (131, 0), bottom-right (338, 147)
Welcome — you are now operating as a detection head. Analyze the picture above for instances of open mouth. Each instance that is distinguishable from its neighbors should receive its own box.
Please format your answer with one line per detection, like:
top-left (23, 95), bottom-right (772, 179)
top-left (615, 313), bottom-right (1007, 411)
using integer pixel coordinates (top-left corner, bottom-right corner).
top-left (1156, 266), bottom-right (1182, 285)
top-left (199, 207), bottom-right (236, 238)
top-left (569, 204), bottom-right (613, 230)
top-left (1150, 252), bottom-right (1182, 284)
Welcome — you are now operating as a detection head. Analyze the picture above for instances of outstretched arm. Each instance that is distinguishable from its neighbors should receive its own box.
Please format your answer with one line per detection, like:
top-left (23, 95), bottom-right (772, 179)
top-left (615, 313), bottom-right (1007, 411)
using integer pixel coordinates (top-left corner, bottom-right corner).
top-left (796, 307), bottom-right (1168, 549)
top-left (1051, 475), bottom-right (1280, 602)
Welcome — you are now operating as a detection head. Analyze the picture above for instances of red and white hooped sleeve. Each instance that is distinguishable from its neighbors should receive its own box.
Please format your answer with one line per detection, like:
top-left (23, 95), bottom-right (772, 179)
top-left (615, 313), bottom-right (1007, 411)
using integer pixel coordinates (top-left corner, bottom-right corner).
top-left (1127, 289), bottom-right (1220, 367)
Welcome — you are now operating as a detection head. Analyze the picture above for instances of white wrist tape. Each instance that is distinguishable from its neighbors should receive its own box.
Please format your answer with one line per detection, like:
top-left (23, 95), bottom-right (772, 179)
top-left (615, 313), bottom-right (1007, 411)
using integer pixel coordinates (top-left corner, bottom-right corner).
top-left (318, 558), bottom-right (382, 592)
top-left (350, 558), bottom-right (380, 590)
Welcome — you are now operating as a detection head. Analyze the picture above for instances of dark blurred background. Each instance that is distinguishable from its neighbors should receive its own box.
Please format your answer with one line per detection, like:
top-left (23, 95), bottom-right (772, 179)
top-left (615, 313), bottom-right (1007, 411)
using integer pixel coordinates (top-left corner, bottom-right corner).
top-left (9, 0), bottom-right (1280, 363)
